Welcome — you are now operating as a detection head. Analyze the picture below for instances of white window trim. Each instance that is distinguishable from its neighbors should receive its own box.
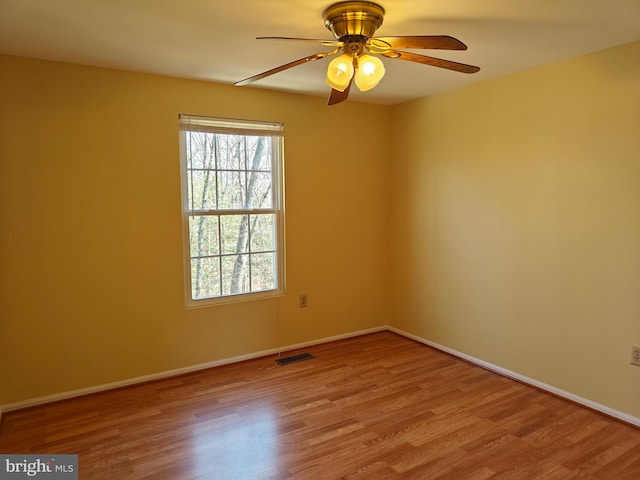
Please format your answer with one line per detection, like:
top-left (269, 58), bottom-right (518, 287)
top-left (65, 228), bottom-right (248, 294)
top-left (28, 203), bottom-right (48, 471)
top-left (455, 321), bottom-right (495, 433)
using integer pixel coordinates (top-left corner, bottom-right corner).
top-left (179, 114), bottom-right (286, 308)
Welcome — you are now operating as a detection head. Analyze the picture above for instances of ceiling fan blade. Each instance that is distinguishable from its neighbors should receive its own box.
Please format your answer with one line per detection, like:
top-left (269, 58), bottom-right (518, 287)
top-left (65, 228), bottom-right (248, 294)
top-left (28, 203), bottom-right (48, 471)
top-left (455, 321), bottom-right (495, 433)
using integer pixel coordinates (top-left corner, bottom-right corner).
top-left (328, 78), bottom-right (353, 105)
top-left (257, 36), bottom-right (343, 47)
top-left (382, 50), bottom-right (480, 74)
top-left (372, 35), bottom-right (468, 50)
top-left (235, 51), bottom-right (335, 86)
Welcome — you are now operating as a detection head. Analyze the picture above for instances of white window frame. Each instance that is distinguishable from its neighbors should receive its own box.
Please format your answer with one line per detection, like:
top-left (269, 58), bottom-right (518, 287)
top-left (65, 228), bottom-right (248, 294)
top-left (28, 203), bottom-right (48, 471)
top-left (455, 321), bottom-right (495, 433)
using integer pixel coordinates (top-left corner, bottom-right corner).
top-left (179, 114), bottom-right (285, 307)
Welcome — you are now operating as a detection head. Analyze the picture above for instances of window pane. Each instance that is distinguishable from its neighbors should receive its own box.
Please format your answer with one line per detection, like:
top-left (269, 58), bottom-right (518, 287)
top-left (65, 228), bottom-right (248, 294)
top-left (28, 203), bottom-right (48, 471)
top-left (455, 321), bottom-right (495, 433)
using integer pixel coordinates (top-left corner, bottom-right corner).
top-left (186, 132), bottom-right (213, 168)
top-left (246, 136), bottom-right (272, 171)
top-left (221, 254), bottom-right (249, 295)
top-left (217, 170), bottom-right (246, 210)
top-left (220, 215), bottom-right (249, 255)
top-left (218, 134), bottom-right (244, 170)
top-left (247, 172), bottom-right (272, 209)
top-left (191, 257), bottom-right (220, 299)
top-left (250, 214), bottom-right (275, 252)
top-left (188, 170), bottom-right (217, 210)
top-left (189, 216), bottom-right (219, 257)
top-left (251, 253), bottom-right (275, 291)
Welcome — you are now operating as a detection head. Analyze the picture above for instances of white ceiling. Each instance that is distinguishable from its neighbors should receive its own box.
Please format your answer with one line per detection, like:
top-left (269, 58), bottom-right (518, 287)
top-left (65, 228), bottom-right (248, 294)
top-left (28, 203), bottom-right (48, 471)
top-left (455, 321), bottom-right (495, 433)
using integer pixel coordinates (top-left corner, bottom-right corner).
top-left (1, 0), bottom-right (639, 105)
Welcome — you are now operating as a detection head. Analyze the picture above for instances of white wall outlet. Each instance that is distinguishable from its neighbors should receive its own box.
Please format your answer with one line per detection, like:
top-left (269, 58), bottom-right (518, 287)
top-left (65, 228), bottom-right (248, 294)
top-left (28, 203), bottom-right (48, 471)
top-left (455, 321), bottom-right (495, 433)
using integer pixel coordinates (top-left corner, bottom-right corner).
top-left (631, 345), bottom-right (640, 367)
top-left (299, 294), bottom-right (308, 308)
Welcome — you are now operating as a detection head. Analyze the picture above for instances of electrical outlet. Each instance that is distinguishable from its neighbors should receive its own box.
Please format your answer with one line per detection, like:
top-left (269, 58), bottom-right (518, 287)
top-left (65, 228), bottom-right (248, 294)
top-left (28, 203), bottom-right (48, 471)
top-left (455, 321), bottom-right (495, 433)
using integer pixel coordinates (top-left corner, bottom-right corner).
top-left (632, 346), bottom-right (640, 367)
top-left (299, 294), bottom-right (308, 308)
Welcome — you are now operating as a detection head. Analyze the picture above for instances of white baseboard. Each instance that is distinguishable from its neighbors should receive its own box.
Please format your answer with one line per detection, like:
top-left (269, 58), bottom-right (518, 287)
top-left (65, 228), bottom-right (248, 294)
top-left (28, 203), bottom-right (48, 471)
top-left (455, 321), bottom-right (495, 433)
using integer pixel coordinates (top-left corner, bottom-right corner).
top-left (388, 326), bottom-right (640, 428)
top-left (0, 326), bottom-right (387, 415)
top-left (3, 325), bottom-right (638, 429)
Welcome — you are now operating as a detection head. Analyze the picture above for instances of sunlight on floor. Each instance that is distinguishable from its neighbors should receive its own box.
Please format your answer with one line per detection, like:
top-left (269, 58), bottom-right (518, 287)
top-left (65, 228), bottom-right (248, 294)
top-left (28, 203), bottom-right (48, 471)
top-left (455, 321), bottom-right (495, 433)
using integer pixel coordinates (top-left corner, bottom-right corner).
top-left (191, 403), bottom-right (280, 478)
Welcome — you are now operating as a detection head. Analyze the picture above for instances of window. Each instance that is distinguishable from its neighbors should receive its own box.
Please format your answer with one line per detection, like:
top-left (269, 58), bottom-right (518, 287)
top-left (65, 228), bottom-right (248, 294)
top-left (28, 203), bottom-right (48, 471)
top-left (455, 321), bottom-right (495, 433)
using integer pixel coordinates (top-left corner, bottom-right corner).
top-left (179, 115), bottom-right (285, 306)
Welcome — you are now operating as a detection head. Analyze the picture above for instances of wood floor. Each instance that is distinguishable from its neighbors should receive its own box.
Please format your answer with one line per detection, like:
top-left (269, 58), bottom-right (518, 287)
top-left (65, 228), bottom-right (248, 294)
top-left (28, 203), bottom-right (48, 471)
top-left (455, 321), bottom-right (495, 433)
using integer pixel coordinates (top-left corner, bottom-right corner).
top-left (1, 331), bottom-right (639, 479)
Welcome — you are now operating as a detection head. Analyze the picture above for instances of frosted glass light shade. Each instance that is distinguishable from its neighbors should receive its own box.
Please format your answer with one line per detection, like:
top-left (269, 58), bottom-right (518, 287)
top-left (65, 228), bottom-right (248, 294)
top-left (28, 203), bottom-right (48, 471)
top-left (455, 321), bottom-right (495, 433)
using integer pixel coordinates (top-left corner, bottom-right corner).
top-left (325, 54), bottom-right (355, 92)
top-left (354, 54), bottom-right (385, 91)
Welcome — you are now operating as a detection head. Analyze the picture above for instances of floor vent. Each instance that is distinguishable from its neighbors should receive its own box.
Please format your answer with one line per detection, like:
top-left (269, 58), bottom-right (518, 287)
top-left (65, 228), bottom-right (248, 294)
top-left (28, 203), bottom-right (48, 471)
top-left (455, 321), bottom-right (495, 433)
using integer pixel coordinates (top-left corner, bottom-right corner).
top-left (276, 352), bottom-right (315, 366)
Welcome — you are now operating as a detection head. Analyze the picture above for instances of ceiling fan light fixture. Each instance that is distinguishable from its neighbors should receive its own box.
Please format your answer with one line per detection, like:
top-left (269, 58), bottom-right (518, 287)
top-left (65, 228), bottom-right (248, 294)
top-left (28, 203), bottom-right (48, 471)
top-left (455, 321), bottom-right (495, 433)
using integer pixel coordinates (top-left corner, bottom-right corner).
top-left (325, 53), bottom-right (355, 91)
top-left (354, 54), bottom-right (385, 91)
top-left (354, 75), bottom-right (379, 92)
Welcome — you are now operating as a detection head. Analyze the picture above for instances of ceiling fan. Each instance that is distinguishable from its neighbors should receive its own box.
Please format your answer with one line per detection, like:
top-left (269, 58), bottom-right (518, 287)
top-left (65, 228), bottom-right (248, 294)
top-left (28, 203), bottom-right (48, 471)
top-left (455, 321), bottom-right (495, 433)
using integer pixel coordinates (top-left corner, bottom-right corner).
top-left (235, 1), bottom-right (480, 105)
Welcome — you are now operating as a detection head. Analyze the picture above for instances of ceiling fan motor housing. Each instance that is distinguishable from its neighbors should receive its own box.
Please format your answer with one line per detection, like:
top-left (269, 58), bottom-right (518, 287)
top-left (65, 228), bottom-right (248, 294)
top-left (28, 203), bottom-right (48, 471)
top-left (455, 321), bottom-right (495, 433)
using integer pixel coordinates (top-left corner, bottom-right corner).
top-left (323, 1), bottom-right (385, 40)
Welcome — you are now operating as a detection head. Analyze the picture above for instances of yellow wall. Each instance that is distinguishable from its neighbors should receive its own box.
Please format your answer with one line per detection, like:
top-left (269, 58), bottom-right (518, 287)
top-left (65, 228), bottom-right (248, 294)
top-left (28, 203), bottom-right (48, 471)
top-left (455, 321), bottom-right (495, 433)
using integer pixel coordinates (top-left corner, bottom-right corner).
top-left (2, 42), bottom-right (639, 420)
top-left (390, 41), bottom-right (640, 418)
top-left (0, 55), bottom-right (391, 405)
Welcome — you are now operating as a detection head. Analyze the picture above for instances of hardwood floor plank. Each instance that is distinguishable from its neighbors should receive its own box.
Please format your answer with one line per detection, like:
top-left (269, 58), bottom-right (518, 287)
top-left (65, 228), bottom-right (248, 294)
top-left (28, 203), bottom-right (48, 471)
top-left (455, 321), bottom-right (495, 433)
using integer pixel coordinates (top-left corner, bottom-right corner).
top-left (1, 331), bottom-right (639, 479)
top-left (593, 442), bottom-right (640, 479)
